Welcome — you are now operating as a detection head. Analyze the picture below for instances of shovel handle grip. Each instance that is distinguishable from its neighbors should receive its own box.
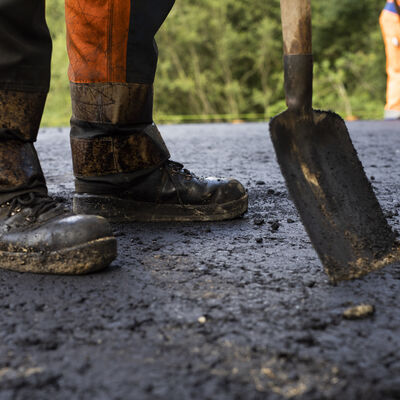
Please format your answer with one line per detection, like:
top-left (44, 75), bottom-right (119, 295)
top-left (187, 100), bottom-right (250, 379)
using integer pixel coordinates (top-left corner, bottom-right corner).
top-left (280, 0), bottom-right (313, 111)
top-left (280, 0), bottom-right (312, 55)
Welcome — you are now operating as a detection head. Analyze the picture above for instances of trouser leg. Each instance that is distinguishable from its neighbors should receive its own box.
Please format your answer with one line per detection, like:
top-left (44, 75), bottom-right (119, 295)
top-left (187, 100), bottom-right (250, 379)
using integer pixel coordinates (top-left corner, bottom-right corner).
top-left (380, 9), bottom-right (400, 118)
top-left (67, 1), bottom-right (249, 222)
top-left (0, 0), bottom-right (51, 203)
top-left (66, 0), bottom-right (174, 183)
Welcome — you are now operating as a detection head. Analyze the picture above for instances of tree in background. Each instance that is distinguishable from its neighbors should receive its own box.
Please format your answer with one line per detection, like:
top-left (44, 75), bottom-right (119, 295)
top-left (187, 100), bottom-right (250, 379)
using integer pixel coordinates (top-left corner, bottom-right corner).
top-left (154, 0), bottom-right (283, 122)
top-left (42, 0), bottom-right (387, 126)
top-left (312, 0), bottom-right (387, 119)
top-left (43, 0), bottom-right (70, 126)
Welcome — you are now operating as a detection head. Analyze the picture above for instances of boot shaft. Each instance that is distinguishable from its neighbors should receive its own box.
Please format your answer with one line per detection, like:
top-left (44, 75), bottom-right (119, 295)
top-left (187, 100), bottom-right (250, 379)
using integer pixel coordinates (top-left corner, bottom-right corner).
top-left (0, 90), bottom-right (47, 203)
top-left (0, 89), bottom-right (47, 141)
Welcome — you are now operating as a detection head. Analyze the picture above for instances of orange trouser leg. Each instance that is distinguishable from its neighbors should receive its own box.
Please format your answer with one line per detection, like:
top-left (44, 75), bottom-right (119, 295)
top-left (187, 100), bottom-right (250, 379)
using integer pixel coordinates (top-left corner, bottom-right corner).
top-left (65, 0), bottom-right (174, 125)
top-left (65, 0), bottom-right (174, 181)
top-left (380, 9), bottom-right (400, 115)
top-left (66, 0), bottom-right (130, 83)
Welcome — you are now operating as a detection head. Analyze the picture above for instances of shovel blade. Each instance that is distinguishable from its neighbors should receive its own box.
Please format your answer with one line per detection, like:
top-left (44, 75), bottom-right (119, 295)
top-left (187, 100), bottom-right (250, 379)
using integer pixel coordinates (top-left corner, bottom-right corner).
top-left (270, 109), bottom-right (400, 282)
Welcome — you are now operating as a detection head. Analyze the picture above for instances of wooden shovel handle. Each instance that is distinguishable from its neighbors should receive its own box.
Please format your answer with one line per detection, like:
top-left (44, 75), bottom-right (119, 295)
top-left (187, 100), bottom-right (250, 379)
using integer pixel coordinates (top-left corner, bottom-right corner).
top-left (280, 0), bottom-right (312, 55)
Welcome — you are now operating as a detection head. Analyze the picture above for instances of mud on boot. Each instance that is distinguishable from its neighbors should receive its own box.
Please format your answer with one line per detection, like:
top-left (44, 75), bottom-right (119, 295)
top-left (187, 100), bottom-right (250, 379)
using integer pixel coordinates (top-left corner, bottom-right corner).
top-left (0, 193), bottom-right (117, 274)
top-left (73, 160), bottom-right (248, 222)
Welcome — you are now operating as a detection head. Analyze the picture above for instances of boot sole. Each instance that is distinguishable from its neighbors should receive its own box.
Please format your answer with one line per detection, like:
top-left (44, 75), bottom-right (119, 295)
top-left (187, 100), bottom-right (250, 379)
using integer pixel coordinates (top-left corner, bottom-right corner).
top-left (73, 193), bottom-right (248, 222)
top-left (0, 236), bottom-right (117, 275)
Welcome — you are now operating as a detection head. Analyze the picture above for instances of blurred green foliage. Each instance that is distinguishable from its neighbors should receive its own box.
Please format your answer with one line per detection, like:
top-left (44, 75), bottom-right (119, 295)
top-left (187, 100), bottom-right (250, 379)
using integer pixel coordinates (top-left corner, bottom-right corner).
top-left (42, 0), bottom-right (70, 127)
top-left (42, 0), bottom-right (387, 126)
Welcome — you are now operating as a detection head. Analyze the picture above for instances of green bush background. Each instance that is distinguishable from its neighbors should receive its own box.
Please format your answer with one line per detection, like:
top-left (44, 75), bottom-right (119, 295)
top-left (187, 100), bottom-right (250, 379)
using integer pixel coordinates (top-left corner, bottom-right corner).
top-left (42, 0), bottom-right (388, 126)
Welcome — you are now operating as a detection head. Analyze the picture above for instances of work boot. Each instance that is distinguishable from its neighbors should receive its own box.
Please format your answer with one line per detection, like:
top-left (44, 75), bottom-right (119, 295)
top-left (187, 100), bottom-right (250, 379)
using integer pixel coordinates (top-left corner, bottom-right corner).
top-left (0, 192), bottom-right (117, 274)
top-left (73, 159), bottom-right (248, 222)
top-left (70, 83), bottom-right (248, 222)
top-left (0, 90), bottom-right (116, 274)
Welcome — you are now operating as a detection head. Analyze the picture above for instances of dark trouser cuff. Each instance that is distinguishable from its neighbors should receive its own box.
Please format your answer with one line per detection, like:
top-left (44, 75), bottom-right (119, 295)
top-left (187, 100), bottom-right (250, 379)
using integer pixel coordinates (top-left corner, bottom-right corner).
top-left (70, 82), bottom-right (153, 125)
top-left (70, 120), bottom-right (170, 180)
top-left (0, 89), bottom-right (47, 142)
top-left (0, 140), bottom-right (47, 204)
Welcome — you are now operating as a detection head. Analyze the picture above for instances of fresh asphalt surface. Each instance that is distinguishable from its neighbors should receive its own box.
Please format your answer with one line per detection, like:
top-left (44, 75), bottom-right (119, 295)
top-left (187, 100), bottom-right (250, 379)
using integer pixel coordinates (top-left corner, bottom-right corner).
top-left (0, 122), bottom-right (400, 400)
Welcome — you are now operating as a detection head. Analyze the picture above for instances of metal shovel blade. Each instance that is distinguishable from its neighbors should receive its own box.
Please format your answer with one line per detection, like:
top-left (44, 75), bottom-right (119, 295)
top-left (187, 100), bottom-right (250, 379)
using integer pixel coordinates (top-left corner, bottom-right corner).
top-left (270, 109), bottom-right (400, 282)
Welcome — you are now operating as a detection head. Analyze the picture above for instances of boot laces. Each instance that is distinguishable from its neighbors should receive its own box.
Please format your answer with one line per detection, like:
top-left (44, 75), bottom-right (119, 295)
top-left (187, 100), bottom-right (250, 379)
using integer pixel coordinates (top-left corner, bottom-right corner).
top-left (3, 193), bottom-right (62, 220)
top-left (167, 160), bottom-right (197, 178)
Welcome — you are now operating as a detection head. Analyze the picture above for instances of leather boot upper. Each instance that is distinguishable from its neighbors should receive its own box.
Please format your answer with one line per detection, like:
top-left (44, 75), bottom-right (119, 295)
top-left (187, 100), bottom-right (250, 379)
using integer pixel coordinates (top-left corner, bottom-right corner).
top-left (75, 160), bottom-right (247, 206)
top-left (70, 120), bottom-right (170, 180)
top-left (0, 193), bottom-right (112, 252)
top-left (0, 90), bottom-right (48, 203)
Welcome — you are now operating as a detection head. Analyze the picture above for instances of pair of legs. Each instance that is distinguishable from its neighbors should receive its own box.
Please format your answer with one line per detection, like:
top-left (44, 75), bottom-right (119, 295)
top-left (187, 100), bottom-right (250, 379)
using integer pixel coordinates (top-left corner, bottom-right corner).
top-left (380, 2), bottom-right (400, 119)
top-left (0, 0), bottom-right (247, 274)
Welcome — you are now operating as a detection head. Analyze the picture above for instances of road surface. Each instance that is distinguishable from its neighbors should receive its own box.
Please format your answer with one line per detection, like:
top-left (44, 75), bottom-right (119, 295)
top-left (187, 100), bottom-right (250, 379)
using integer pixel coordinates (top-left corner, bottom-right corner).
top-left (0, 121), bottom-right (399, 400)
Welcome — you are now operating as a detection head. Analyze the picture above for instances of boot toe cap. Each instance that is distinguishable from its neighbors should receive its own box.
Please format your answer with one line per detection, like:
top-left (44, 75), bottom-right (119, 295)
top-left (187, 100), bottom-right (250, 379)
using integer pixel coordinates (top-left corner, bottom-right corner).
top-left (208, 178), bottom-right (247, 204)
top-left (4, 214), bottom-right (114, 252)
top-left (48, 214), bottom-right (114, 249)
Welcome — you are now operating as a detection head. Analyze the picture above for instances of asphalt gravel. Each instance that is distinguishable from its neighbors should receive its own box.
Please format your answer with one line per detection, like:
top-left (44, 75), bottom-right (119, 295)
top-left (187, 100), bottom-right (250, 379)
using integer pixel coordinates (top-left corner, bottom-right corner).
top-left (0, 121), bottom-right (400, 400)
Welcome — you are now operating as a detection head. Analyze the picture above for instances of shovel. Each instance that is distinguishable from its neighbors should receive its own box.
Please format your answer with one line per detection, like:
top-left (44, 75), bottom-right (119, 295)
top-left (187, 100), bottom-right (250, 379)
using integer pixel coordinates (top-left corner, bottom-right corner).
top-left (269, 0), bottom-right (400, 282)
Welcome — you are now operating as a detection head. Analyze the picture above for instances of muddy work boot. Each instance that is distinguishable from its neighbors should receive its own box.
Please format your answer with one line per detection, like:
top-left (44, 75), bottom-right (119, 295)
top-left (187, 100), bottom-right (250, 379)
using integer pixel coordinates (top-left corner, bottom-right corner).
top-left (69, 84), bottom-right (248, 222)
top-left (0, 193), bottom-right (117, 274)
top-left (0, 90), bottom-right (116, 274)
top-left (74, 159), bottom-right (248, 222)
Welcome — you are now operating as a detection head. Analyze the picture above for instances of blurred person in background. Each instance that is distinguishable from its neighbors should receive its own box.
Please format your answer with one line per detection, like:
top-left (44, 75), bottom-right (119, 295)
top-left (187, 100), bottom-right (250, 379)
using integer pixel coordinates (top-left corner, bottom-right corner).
top-left (380, 0), bottom-right (400, 119)
top-left (0, 0), bottom-right (247, 274)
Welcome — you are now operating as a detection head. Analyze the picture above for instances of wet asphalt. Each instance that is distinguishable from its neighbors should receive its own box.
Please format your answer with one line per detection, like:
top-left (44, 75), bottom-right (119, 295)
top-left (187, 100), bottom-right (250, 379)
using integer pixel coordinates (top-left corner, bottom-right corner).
top-left (0, 121), bottom-right (400, 400)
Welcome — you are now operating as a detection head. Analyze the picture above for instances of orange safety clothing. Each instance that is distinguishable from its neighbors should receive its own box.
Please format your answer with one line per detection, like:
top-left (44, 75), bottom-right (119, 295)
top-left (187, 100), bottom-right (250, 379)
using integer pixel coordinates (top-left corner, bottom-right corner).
top-left (65, 0), bottom-right (131, 83)
top-left (65, 0), bottom-right (174, 84)
top-left (380, 1), bottom-right (400, 115)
